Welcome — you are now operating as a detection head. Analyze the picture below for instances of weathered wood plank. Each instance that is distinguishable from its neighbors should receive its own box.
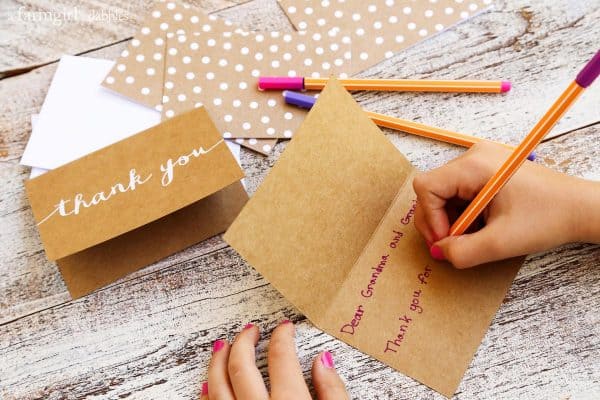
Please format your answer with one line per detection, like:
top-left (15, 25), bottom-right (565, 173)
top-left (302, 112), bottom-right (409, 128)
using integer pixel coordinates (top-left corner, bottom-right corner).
top-left (1, 0), bottom-right (599, 398)
top-left (0, 0), bottom-right (251, 73)
top-left (355, 0), bottom-right (600, 149)
top-left (0, 240), bottom-right (598, 399)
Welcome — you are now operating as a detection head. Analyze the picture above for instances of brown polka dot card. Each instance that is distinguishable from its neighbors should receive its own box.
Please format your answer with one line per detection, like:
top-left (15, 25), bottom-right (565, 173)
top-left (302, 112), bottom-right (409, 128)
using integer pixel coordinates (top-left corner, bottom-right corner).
top-left (279, 0), bottom-right (491, 74)
top-left (25, 107), bottom-right (248, 298)
top-left (224, 80), bottom-right (522, 397)
top-left (102, 0), bottom-right (279, 155)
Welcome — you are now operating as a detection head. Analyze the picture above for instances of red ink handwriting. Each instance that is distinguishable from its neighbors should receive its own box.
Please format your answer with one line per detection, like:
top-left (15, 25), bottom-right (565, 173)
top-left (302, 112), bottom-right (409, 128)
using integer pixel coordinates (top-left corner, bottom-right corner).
top-left (383, 265), bottom-right (433, 353)
top-left (400, 199), bottom-right (417, 225)
top-left (409, 290), bottom-right (423, 314)
top-left (384, 315), bottom-right (413, 353)
top-left (418, 265), bottom-right (432, 285)
top-left (340, 305), bottom-right (365, 335)
top-left (389, 230), bottom-right (404, 248)
top-left (360, 254), bottom-right (389, 298)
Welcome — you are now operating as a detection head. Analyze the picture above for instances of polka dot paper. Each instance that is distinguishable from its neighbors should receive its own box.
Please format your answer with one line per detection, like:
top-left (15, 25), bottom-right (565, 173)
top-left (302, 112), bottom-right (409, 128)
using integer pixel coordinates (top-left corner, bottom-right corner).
top-left (279, 0), bottom-right (492, 74)
top-left (102, 0), bottom-right (223, 109)
top-left (162, 26), bottom-right (350, 141)
top-left (102, 0), bottom-right (278, 155)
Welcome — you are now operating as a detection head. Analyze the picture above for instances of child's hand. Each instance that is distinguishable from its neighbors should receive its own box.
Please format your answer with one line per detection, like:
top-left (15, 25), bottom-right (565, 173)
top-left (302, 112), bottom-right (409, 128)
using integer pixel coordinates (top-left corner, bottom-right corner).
top-left (201, 321), bottom-right (349, 400)
top-left (413, 141), bottom-right (599, 268)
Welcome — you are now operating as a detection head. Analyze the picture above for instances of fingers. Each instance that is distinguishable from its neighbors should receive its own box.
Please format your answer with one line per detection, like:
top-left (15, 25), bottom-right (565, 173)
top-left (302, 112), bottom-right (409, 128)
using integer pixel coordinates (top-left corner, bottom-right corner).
top-left (412, 163), bottom-right (473, 242)
top-left (208, 339), bottom-right (235, 400)
top-left (200, 382), bottom-right (209, 400)
top-left (413, 142), bottom-right (503, 243)
top-left (268, 321), bottom-right (312, 399)
top-left (228, 324), bottom-right (269, 400)
top-left (312, 351), bottom-right (349, 400)
top-left (431, 222), bottom-right (507, 268)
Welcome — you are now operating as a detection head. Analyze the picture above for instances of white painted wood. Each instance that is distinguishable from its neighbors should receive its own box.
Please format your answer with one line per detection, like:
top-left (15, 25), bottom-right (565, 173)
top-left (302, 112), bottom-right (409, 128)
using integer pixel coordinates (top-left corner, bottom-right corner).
top-left (0, 0), bottom-right (249, 73)
top-left (1, 0), bottom-right (599, 399)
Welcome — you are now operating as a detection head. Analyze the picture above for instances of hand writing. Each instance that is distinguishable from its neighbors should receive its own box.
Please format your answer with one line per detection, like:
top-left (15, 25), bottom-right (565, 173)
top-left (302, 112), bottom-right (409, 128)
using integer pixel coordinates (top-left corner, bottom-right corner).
top-left (413, 141), bottom-right (600, 268)
top-left (200, 321), bottom-right (349, 400)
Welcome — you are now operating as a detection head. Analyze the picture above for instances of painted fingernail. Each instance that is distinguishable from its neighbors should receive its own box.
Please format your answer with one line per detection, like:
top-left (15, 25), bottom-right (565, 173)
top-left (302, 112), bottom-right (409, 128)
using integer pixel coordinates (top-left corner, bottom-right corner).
top-left (430, 245), bottom-right (445, 261)
top-left (212, 339), bottom-right (225, 353)
top-left (280, 319), bottom-right (292, 325)
top-left (321, 351), bottom-right (334, 369)
top-left (201, 382), bottom-right (208, 395)
top-left (243, 323), bottom-right (254, 330)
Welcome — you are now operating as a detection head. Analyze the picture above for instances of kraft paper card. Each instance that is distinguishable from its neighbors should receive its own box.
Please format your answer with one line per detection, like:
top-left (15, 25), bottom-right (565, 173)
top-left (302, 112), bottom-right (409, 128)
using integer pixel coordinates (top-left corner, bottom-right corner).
top-left (26, 113), bottom-right (243, 179)
top-left (224, 80), bottom-right (521, 397)
top-left (279, 0), bottom-right (491, 74)
top-left (26, 107), bottom-right (248, 298)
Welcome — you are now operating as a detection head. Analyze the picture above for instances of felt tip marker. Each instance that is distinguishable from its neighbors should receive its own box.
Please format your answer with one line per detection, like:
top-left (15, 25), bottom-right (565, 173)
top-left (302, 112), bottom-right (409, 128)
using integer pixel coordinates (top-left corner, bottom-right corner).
top-left (282, 91), bottom-right (535, 160)
top-left (260, 76), bottom-right (512, 93)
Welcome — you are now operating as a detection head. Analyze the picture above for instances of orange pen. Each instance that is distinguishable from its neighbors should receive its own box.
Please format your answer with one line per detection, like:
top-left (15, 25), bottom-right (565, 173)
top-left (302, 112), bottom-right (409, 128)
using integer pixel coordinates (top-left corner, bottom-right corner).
top-left (449, 50), bottom-right (600, 236)
top-left (259, 76), bottom-right (512, 93)
top-left (282, 90), bottom-right (536, 160)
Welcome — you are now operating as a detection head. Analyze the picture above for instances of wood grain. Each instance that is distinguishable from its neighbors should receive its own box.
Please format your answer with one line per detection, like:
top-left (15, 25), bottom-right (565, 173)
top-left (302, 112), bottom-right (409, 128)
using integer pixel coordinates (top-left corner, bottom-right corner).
top-left (0, 0), bottom-right (252, 74)
top-left (1, 0), bottom-right (599, 398)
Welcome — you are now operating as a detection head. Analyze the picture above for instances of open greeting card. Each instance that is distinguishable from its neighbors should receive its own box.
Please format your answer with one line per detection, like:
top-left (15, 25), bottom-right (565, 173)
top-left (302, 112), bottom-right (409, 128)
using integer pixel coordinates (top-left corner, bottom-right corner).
top-left (224, 80), bottom-right (522, 397)
top-left (26, 108), bottom-right (248, 298)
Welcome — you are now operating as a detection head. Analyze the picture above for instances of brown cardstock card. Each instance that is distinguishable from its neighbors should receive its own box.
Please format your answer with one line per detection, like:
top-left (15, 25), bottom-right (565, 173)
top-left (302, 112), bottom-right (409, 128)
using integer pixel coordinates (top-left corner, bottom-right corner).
top-left (224, 80), bottom-right (521, 397)
top-left (26, 107), bottom-right (248, 298)
top-left (279, 0), bottom-right (491, 74)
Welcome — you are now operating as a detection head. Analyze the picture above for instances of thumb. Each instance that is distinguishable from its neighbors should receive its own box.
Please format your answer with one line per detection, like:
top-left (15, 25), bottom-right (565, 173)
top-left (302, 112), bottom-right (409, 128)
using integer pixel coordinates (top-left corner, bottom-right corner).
top-left (312, 351), bottom-right (349, 400)
top-left (431, 225), bottom-right (503, 268)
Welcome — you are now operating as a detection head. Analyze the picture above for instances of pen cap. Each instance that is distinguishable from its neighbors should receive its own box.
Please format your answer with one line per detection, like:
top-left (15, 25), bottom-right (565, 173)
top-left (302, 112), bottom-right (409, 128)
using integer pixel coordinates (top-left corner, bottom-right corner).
top-left (283, 91), bottom-right (317, 109)
top-left (575, 50), bottom-right (600, 88)
top-left (258, 76), bottom-right (304, 90)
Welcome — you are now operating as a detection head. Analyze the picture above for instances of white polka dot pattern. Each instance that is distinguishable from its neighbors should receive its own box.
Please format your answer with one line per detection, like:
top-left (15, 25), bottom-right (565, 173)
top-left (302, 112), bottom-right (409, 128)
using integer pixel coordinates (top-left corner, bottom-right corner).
top-left (102, 0), bottom-right (238, 109)
top-left (278, 0), bottom-right (490, 74)
top-left (162, 24), bottom-right (349, 141)
top-left (101, 0), bottom-right (282, 155)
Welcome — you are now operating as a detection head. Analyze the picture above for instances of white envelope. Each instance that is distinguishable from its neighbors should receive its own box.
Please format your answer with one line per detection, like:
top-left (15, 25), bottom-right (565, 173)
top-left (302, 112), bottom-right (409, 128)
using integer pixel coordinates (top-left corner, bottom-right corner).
top-left (21, 55), bottom-right (162, 170)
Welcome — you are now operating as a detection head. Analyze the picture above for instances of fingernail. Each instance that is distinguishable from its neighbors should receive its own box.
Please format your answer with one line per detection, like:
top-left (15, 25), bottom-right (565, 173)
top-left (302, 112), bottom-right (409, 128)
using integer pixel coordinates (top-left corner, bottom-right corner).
top-left (430, 245), bottom-right (445, 261)
top-left (280, 319), bottom-right (292, 325)
top-left (212, 339), bottom-right (225, 353)
top-left (321, 351), bottom-right (334, 369)
top-left (243, 323), bottom-right (254, 330)
top-left (201, 382), bottom-right (208, 395)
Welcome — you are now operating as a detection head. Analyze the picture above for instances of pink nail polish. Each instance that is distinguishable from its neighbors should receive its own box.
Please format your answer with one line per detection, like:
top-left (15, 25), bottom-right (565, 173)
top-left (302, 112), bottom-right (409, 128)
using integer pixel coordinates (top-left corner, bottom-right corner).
top-left (280, 319), bottom-right (292, 325)
top-left (430, 245), bottom-right (445, 261)
top-left (212, 339), bottom-right (225, 353)
top-left (321, 351), bottom-right (334, 369)
top-left (201, 382), bottom-right (208, 395)
top-left (244, 323), bottom-right (254, 330)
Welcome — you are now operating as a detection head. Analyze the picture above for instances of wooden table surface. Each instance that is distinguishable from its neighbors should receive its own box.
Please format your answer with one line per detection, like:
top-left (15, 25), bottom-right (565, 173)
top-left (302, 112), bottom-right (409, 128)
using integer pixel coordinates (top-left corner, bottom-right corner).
top-left (1, 0), bottom-right (599, 399)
